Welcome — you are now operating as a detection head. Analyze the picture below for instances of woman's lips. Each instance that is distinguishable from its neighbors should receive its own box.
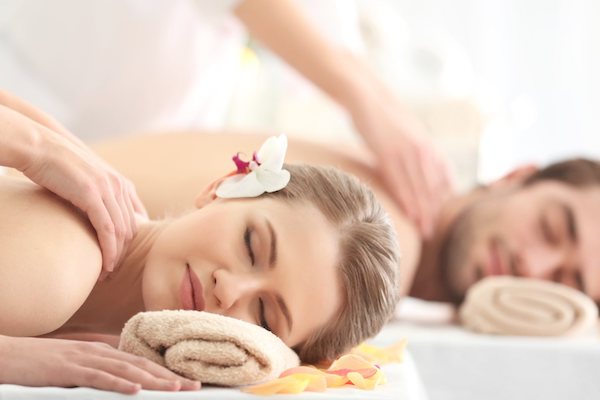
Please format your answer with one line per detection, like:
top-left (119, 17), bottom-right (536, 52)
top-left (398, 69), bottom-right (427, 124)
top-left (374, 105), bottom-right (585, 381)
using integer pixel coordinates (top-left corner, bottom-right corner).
top-left (188, 265), bottom-right (206, 311)
top-left (180, 264), bottom-right (206, 311)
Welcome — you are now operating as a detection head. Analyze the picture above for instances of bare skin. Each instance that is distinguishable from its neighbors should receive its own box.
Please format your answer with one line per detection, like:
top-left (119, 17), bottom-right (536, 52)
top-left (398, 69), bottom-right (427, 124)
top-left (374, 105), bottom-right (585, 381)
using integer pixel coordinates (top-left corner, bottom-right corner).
top-left (0, 137), bottom-right (362, 391)
top-left (91, 132), bottom-right (422, 297)
top-left (0, 177), bottom-right (200, 393)
top-left (91, 133), bottom-right (600, 305)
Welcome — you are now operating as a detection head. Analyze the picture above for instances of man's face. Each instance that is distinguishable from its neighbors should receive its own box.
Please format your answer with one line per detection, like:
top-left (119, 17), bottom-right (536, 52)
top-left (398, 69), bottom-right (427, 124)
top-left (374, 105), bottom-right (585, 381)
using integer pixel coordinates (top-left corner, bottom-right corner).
top-left (443, 181), bottom-right (600, 303)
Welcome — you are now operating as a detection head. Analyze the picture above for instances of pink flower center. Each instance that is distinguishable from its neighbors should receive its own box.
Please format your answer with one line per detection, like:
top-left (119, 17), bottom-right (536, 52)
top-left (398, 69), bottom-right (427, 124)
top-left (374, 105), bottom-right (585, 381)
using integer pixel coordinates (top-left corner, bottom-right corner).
top-left (232, 151), bottom-right (261, 174)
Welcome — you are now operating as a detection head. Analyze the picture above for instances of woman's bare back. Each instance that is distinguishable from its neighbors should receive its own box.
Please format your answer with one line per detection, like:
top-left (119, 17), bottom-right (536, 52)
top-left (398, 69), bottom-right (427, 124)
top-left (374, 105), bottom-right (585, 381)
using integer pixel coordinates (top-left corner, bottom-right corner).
top-left (0, 176), bottom-right (101, 336)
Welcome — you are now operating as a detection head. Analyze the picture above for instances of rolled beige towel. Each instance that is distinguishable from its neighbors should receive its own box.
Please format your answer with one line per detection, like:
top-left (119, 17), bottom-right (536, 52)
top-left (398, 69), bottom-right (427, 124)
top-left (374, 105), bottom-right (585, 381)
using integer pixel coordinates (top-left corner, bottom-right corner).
top-left (460, 276), bottom-right (599, 336)
top-left (119, 310), bottom-right (300, 386)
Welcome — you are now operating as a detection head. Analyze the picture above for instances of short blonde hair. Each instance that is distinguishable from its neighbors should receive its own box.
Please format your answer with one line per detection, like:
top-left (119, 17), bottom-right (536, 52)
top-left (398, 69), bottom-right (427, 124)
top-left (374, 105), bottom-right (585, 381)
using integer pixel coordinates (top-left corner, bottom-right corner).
top-left (264, 164), bottom-right (400, 364)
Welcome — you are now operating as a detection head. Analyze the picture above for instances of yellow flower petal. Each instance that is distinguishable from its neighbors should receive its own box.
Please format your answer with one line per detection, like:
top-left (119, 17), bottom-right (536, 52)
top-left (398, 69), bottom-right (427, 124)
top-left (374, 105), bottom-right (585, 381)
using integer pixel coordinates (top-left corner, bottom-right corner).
top-left (243, 375), bottom-right (310, 395)
top-left (247, 341), bottom-right (402, 395)
top-left (347, 371), bottom-right (382, 390)
top-left (351, 339), bottom-right (407, 364)
top-left (288, 373), bottom-right (328, 392)
top-left (280, 366), bottom-right (325, 378)
top-left (322, 373), bottom-right (350, 387)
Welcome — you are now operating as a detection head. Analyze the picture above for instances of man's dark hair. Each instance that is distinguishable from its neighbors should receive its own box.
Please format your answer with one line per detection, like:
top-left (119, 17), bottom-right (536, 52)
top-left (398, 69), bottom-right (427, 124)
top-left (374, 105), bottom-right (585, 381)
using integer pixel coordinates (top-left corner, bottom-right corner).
top-left (524, 158), bottom-right (600, 188)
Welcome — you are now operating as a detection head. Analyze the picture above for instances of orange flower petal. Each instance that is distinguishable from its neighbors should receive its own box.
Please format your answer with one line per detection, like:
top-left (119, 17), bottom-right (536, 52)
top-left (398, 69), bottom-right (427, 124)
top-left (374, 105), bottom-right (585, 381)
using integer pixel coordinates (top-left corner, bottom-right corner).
top-left (280, 366), bottom-right (325, 378)
top-left (328, 354), bottom-right (374, 371)
top-left (327, 367), bottom-right (378, 378)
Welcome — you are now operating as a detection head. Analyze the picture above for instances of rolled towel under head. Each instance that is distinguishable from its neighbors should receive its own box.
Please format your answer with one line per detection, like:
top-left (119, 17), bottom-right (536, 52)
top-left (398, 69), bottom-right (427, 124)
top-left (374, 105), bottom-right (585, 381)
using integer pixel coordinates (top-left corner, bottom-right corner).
top-left (459, 276), bottom-right (599, 336)
top-left (119, 310), bottom-right (300, 386)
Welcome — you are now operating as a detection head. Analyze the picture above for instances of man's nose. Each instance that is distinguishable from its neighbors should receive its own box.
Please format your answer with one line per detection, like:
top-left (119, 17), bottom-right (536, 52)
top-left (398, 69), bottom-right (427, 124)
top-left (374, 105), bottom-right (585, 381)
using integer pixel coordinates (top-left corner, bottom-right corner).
top-left (212, 268), bottom-right (262, 310)
top-left (523, 243), bottom-right (578, 284)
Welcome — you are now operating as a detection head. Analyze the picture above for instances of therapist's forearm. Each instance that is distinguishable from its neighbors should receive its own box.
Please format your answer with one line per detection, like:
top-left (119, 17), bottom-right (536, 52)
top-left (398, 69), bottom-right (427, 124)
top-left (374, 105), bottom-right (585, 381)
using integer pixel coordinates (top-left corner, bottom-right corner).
top-left (0, 104), bottom-right (43, 171)
top-left (234, 0), bottom-right (379, 113)
top-left (0, 89), bottom-right (86, 148)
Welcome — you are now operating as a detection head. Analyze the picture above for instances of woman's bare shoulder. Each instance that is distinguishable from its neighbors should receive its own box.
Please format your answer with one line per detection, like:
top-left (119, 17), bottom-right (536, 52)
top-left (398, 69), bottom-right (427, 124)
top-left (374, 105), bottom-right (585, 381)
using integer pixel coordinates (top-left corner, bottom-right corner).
top-left (0, 176), bottom-right (102, 336)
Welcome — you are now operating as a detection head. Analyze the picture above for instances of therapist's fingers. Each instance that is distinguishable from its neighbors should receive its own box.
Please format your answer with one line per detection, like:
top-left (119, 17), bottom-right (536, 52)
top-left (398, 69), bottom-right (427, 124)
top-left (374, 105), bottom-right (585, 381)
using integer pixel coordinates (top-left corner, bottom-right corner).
top-left (422, 142), bottom-right (455, 209)
top-left (403, 144), bottom-right (435, 237)
top-left (3, 93), bottom-right (140, 275)
top-left (59, 161), bottom-right (136, 273)
top-left (379, 144), bottom-right (417, 221)
top-left (430, 150), bottom-right (455, 211)
top-left (123, 186), bottom-right (137, 244)
top-left (379, 135), bottom-right (452, 239)
top-left (84, 186), bottom-right (120, 273)
top-left (111, 182), bottom-right (137, 273)
top-left (101, 160), bottom-right (147, 218)
top-left (109, 181), bottom-right (131, 270)
top-left (101, 172), bottom-right (144, 273)
top-left (407, 144), bottom-right (451, 237)
top-left (376, 132), bottom-right (424, 230)
top-left (94, 162), bottom-right (146, 274)
top-left (97, 193), bottom-right (120, 281)
top-left (127, 181), bottom-right (148, 217)
top-left (351, 91), bottom-right (446, 237)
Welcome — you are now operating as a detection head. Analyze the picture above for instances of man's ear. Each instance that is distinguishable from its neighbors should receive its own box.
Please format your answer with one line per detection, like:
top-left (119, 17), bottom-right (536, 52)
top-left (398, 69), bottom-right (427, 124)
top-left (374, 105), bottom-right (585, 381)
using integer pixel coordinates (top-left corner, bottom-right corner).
top-left (490, 164), bottom-right (539, 189)
top-left (194, 172), bottom-right (236, 209)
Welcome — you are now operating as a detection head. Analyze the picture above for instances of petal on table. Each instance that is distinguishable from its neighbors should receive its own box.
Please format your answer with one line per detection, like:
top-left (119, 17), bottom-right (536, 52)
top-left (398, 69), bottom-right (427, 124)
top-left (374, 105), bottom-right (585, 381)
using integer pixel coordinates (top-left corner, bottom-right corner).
top-left (351, 340), bottom-right (407, 364)
top-left (346, 371), bottom-right (384, 390)
top-left (280, 366), bottom-right (325, 378)
top-left (328, 354), bottom-right (374, 372)
top-left (243, 375), bottom-right (310, 395)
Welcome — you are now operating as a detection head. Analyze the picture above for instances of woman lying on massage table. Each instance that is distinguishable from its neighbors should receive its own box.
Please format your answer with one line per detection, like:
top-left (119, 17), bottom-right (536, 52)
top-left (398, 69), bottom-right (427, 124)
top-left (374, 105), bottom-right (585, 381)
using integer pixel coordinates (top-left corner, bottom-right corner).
top-left (0, 98), bottom-right (400, 394)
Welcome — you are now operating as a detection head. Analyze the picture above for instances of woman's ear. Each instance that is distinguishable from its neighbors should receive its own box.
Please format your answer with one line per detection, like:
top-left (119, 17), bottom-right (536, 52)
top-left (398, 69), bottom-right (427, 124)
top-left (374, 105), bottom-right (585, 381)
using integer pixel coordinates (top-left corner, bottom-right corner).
top-left (194, 172), bottom-right (237, 209)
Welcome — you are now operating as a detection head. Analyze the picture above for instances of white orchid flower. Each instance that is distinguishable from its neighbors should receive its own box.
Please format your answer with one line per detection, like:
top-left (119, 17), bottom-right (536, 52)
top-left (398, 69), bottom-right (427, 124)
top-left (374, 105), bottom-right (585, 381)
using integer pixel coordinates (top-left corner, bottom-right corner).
top-left (216, 134), bottom-right (291, 199)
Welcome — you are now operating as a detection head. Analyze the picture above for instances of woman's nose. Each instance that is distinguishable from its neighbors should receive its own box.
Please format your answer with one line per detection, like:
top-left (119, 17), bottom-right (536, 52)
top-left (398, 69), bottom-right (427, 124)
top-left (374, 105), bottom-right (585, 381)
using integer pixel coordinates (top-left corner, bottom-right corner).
top-left (212, 268), bottom-right (262, 310)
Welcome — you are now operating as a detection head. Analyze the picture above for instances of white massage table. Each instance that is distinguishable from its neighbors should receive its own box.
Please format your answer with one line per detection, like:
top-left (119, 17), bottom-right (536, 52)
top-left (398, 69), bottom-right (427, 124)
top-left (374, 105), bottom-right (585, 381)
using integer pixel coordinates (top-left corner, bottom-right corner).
top-left (390, 298), bottom-right (600, 400)
top-left (5, 304), bottom-right (600, 400)
top-left (0, 335), bottom-right (429, 399)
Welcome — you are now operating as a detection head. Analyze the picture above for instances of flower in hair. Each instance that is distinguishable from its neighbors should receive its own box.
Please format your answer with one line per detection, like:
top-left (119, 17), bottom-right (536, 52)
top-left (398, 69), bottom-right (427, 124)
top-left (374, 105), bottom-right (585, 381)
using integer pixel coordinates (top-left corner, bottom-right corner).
top-left (216, 134), bottom-right (291, 198)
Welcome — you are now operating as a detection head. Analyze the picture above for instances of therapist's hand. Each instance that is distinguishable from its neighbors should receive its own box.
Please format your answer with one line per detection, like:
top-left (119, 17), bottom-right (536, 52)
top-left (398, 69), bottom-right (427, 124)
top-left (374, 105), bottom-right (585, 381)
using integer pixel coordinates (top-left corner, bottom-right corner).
top-left (23, 131), bottom-right (145, 274)
top-left (0, 335), bottom-right (200, 394)
top-left (350, 88), bottom-right (455, 238)
top-left (0, 90), bottom-right (147, 274)
top-left (233, 0), bottom-right (455, 238)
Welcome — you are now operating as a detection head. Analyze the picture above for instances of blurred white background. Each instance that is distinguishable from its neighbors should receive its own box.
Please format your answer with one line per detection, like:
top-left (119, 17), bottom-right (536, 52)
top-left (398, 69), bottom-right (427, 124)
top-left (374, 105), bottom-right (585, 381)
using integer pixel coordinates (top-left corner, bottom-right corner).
top-left (225, 0), bottom-right (600, 188)
top-left (2, 0), bottom-right (599, 189)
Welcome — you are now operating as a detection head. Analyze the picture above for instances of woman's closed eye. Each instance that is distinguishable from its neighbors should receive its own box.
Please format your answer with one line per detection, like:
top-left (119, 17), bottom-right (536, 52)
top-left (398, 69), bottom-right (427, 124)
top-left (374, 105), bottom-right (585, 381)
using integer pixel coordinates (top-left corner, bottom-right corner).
top-left (258, 298), bottom-right (272, 332)
top-left (245, 227), bottom-right (272, 332)
top-left (244, 227), bottom-right (255, 265)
